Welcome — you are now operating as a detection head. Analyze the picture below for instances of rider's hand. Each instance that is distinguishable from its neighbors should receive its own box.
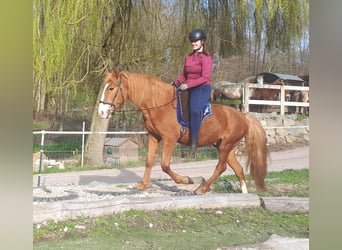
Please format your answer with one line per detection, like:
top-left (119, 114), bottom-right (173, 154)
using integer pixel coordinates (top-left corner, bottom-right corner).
top-left (170, 81), bottom-right (177, 87)
top-left (178, 83), bottom-right (188, 91)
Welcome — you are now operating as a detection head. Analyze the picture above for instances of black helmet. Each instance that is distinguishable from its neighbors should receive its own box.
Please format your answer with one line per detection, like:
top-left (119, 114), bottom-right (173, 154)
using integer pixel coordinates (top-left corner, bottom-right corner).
top-left (189, 29), bottom-right (207, 42)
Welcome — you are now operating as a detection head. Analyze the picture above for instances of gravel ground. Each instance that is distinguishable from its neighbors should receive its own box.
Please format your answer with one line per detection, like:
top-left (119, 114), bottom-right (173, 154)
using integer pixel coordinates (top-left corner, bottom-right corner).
top-left (33, 177), bottom-right (212, 205)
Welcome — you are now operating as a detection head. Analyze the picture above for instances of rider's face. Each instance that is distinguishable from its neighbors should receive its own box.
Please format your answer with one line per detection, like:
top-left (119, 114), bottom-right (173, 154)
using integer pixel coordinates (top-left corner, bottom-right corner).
top-left (191, 40), bottom-right (203, 51)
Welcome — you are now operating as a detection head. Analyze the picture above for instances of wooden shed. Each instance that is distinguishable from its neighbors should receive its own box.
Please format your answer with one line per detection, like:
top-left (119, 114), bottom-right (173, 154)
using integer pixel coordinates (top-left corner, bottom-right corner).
top-left (103, 138), bottom-right (138, 165)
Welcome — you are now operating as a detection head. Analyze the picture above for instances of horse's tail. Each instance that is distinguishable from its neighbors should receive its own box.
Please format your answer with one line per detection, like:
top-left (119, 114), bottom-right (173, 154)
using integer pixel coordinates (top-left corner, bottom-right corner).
top-left (244, 113), bottom-right (268, 191)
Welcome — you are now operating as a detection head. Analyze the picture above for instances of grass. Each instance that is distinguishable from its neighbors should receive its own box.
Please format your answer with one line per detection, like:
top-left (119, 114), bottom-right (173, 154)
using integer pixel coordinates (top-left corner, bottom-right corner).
top-left (33, 208), bottom-right (308, 250)
top-left (295, 114), bottom-right (309, 121)
top-left (212, 99), bottom-right (242, 105)
top-left (33, 141), bottom-right (82, 159)
top-left (213, 169), bottom-right (309, 197)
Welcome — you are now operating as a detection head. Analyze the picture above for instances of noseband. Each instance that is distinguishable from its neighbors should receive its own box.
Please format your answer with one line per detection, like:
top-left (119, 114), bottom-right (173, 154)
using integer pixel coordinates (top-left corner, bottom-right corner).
top-left (99, 76), bottom-right (123, 109)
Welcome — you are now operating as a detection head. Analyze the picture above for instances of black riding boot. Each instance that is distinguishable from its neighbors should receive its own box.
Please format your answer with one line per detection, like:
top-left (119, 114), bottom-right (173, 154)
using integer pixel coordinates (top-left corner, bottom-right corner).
top-left (190, 139), bottom-right (197, 157)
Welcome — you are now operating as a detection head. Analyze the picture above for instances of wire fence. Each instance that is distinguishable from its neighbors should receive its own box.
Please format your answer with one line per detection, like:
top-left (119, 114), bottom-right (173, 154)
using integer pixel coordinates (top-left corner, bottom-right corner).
top-left (33, 128), bottom-right (149, 167)
top-left (32, 122), bottom-right (221, 171)
top-left (33, 122), bottom-right (309, 168)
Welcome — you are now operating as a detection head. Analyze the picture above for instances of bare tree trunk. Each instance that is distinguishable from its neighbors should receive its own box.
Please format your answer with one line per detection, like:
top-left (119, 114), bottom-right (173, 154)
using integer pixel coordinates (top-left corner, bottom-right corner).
top-left (57, 88), bottom-right (68, 131)
top-left (84, 89), bottom-right (109, 167)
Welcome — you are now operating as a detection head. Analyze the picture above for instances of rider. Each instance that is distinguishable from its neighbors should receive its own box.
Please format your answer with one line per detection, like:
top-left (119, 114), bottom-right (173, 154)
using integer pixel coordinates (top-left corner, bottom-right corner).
top-left (173, 29), bottom-right (213, 156)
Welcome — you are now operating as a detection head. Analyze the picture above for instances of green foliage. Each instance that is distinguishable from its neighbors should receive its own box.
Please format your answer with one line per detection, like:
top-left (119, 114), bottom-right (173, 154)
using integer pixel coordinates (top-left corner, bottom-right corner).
top-left (295, 114), bottom-right (308, 121)
top-left (33, 0), bottom-right (309, 120)
top-left (33, 121), bottom-right (52, 130)
top-left (212, 99), bottom-right (242, 105)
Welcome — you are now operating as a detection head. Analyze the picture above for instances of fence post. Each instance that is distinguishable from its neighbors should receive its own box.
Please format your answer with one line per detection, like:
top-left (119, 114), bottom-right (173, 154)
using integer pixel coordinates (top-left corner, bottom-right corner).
top-left (244, 83), bottom-right (250, 113)
top-left (81, 121), bottom-right (85, 167)
top-left (37, 130), bottom-right (45, 187)
top-left (280, 85), bottom-right (285, 115)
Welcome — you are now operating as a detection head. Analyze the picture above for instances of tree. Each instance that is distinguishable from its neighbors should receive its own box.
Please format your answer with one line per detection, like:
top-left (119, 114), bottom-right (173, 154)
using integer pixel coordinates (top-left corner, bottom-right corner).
top-left (84, 89), bottom-right (110, 166)
top-left (33, 0), bottom-right (309, 166)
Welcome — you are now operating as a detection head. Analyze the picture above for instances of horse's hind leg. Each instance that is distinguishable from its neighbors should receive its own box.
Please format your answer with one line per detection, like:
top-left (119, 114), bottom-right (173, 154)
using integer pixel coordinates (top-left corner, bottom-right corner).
top-left (195, 144), bottom-right (234, 195)
top-left (226, 149), bottom-right (248, 193)
top-left (195, 142), bottom-right (247, 195)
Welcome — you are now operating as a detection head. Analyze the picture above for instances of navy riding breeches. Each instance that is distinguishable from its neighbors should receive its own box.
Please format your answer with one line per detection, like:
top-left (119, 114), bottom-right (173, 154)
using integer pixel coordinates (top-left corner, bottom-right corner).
top-left (188, 84), bottom-right (211, 142)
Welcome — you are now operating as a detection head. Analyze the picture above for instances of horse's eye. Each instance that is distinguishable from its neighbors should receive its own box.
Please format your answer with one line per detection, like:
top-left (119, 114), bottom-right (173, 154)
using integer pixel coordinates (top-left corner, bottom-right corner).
top-left (109, 87), bottom-right (114, 91)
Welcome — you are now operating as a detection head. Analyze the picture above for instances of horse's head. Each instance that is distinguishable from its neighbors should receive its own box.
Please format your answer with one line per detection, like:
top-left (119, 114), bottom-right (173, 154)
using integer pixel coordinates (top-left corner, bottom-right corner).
top-left (98, 68), bottom-right (126, 119)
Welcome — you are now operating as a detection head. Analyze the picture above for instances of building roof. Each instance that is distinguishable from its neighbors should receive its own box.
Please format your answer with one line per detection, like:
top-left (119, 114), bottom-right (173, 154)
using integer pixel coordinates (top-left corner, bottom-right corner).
top-left (104, 138), bottom-right (137, 147)
top-left (257, 72), bottom-right (304, 83)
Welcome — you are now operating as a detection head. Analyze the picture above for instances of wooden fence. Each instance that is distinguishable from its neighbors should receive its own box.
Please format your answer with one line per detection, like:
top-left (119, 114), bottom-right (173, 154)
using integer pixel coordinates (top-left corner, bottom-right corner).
top-left (212, 82), bottom-right (309, 115)
top-left (244, 83), bottom-right (309, 115)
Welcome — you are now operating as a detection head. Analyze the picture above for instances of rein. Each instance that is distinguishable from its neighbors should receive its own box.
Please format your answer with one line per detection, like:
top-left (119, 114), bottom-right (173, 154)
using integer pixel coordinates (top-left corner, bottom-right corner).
top-left (117, 89), bottom-right (177, 112)
top-left (100, 75), bottom-right (177, 112)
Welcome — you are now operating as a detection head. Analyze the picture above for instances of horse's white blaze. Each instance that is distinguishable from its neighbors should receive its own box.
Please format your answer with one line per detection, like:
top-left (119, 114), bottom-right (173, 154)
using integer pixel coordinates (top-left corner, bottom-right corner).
top-left (98, 83), bottom-right (111, 119)
top-left (100, 83), bottom-right (109, 102)
top-left (241, 180), bottom-right (248, 193)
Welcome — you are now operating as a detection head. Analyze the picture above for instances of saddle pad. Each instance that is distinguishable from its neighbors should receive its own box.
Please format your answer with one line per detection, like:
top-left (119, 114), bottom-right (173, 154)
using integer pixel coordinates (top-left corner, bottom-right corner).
top-left (176, 90), bottom-right (212, 127)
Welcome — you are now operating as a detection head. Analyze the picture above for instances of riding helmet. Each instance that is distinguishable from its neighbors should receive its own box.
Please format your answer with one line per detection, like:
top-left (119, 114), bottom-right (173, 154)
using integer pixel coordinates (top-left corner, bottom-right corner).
top-left (189, 29), bottom-right (207, 42)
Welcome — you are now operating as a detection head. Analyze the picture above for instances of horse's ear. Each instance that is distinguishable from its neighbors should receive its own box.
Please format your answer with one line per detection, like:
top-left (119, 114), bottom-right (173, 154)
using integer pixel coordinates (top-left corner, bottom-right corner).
top-left (105, 68), bottom-right (111, 76)
top-left (112, 68), bottom-right (120, 79)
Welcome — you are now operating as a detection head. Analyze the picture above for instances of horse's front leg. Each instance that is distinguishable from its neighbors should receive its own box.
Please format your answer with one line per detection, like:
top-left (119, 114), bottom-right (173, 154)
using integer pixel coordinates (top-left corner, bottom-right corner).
top-left (160, 140), bottom-right (193, 185)
top-left (135, 134), bottom-right (159, 190)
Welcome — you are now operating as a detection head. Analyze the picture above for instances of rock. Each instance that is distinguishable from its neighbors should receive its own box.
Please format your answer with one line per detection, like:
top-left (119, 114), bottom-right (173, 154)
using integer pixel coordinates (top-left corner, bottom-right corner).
top-left (261, 196), bottom-right (309, 213)
top-left (275, 128), bottom-right (288, 136)
top-left (33, 152), bottom-right (48, 172)
top-left (215, 234), bottom-right (309, 250)
top-left (282, 118), bottom-right (295, 126)
top-left (261, 234), bottom-right (309, 250)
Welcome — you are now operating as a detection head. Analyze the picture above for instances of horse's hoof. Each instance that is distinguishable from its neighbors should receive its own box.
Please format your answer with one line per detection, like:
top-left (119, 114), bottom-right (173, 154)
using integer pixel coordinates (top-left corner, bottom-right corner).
top-left (134, 182), bottom-right (151, 190)
top-left (194, 185), bottom-right (208, 195)
top-left (194, 189), bottom-right (206, 195)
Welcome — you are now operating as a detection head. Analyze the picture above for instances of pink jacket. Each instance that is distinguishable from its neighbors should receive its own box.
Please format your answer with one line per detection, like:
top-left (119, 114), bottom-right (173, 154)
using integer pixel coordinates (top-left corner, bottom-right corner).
top-left (176, 52), bottom-right (213, 88)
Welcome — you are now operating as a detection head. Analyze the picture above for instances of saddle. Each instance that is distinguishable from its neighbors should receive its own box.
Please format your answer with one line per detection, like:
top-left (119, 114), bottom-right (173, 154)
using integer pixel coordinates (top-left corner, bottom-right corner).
top-left (176, 90), bottom-right (212, 127)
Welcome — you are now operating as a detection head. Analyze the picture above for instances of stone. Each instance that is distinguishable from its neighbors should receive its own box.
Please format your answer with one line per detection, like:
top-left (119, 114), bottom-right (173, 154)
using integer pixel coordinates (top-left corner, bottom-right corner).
top-left (275, 128), bottom-right (288, 136)
top-left (216, 234), bottom-right (309, 250)
top-left (282, 118), bottom-right (295, 126)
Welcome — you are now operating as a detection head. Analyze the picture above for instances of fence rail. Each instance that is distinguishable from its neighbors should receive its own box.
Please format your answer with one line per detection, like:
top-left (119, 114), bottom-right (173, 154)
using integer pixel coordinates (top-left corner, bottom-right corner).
top-left (244, 83), bottom-right (309, 115)
top-left (213, 82), bottom-right (309, 115)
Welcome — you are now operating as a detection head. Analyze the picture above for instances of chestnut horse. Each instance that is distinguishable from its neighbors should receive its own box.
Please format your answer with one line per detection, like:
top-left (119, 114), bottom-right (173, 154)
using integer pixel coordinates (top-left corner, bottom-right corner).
top-left (98, 69), bottom-right (268, 194)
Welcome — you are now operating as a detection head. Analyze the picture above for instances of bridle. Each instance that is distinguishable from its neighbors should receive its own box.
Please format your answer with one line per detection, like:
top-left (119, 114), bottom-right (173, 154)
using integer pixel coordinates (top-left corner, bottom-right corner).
top-left (99, 76), bottom-right (124, 110)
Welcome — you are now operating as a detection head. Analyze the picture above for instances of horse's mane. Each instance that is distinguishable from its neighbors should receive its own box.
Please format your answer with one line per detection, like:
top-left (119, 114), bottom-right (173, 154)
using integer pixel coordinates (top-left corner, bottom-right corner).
top-left (121, 71), bottom-right (175, 108)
